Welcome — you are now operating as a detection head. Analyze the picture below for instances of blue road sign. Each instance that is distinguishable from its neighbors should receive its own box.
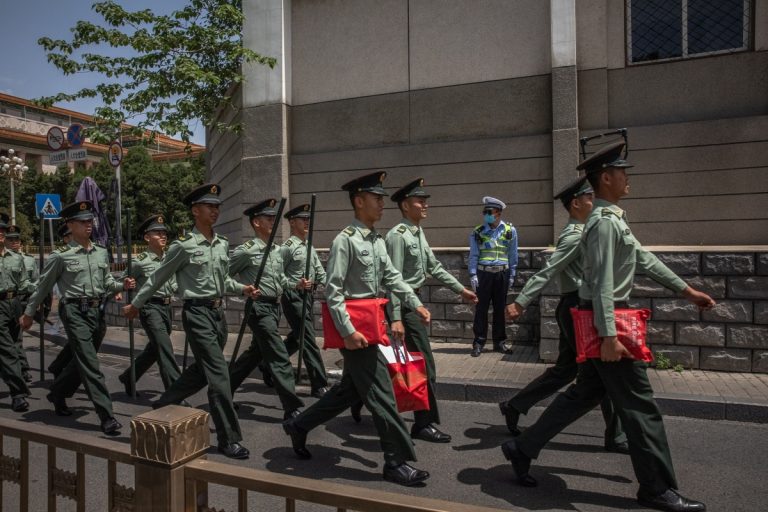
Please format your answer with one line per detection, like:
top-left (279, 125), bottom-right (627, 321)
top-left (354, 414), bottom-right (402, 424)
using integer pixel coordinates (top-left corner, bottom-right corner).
top-left (35, 193), bottom-right (62, 219)
top-left (67, 123), bottom-right (85, 147)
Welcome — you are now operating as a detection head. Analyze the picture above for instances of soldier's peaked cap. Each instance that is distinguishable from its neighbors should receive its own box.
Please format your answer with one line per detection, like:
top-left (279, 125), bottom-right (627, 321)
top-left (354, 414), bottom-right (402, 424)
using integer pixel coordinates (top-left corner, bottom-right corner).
top-left (391, 178), bottom-right (430, 203)
top-left (61, 201), bottom-right (94, 221)
top-left (5, 225), bottom-right (21, 238)
top-left (57, 223), bottom-right (72, 239)
top-left (244, 198), bottom-right (278, 218)
top-left (554, 176), bottom-right (593, 207)
top-left (341, 171), bottom-right (388, 196)
top-left (138, 214), bottom-right (168, 234)
top-left (284, 203), bottom-right (311, 219)
top-left (577, 141), bottom-right (633, 175)
top-left (184, 183), bottom-right (222, 206)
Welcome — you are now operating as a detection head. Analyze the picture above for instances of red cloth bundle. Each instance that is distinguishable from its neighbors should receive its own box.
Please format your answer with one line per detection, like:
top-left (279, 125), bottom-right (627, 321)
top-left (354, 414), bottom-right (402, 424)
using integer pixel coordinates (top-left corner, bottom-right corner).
top-left (379, 343), bottom-right (430, 413)
top-left (570, 307), bottom-right (654, 363)
top-left (321, 298), bottom-right (390, 349)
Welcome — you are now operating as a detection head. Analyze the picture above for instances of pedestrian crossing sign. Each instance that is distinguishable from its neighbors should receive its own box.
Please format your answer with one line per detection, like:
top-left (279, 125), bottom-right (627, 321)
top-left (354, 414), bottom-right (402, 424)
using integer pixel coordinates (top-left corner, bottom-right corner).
top-left (35, 193), bottom-right (62, 219)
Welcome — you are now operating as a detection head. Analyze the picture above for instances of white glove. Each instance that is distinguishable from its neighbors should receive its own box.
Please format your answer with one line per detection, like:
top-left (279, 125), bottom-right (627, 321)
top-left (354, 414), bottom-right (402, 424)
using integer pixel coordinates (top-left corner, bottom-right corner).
top-left (470, 275), bottom-right (478, 291)
top-left (508, 276), bottom-right (515, 288)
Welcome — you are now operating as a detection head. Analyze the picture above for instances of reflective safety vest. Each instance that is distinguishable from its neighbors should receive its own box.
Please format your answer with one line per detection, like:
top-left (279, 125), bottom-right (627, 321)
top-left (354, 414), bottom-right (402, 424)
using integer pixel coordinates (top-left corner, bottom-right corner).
top-left (474, 223), bottom-right (514, 264)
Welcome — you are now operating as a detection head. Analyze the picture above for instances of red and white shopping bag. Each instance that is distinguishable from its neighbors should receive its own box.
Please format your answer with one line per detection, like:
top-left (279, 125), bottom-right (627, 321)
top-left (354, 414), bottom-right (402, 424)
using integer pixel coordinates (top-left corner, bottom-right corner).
top-left (379, 341), bottom-right (430, 413)
top-left (571, 307), bottom-right (654, 363)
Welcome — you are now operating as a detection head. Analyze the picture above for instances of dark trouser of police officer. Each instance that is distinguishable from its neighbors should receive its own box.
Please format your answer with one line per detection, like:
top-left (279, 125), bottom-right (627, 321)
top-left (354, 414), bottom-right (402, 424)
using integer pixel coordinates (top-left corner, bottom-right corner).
top-left (0, 297), bottom-right (30, 412)
top-left (281, 289), bottom-right (328, 396)
top-left (499, 292), bottom-right (627, 451)
top-left (230, 298), bottom-right (305, 418)
top-left (472, 266), bottom-right (509, 356)
top-left (118, 299), bottom-right (180, 393)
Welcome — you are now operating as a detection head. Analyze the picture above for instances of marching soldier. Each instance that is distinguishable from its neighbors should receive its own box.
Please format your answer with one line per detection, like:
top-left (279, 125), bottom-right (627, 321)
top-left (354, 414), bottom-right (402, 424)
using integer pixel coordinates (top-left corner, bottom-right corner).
top-left (501, 142), bottom-right (713, 512)
top-left (500, 177), bottom-right (626, 451)
top-left (386, 178), bottom-right (478, 443)
top-left (20, 201), bottom-right (134, 434)
top-left (123, 183), bottom-right (259, 459)
top-left (0, 215), bottom-right (32, 412)
top-left (468, 197), bottom-right (518, 356)
top-left (228, 199), bottom-right (305, 419)
top-left (280, 203), bottom-right (329, 398)
top-left (46, 223), bottom-right (75, 376)
top-left (4, 223), bottom-right (36, 382)
top-left (117, 214), bottom-right (180, 394)
top-left (283, 171), bottom-right (433, 487)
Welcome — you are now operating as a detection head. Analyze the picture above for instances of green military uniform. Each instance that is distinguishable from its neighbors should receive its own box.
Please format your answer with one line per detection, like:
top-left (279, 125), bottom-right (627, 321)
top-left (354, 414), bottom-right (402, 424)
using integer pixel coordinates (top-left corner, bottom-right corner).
top-left (119, 214), bottom-right (180, 391)
top-left (5, 225), bottom-right (37, 377)
top-left (229, 199), bottom-right (304, 416)
top-left (500, 179), bottom-right (625, 448)
top-left (0, 241), bottom-right (32, 406)
top-left (25, 203), bottom-right (124, 426)
top-left (281, 231), bottom-right (328, 393)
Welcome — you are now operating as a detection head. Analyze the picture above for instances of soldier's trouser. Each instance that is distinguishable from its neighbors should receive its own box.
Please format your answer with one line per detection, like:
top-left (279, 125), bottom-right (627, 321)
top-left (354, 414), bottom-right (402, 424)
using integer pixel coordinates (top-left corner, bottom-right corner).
top-left (49, 302), bottom-right (107, 374)
top-left (157, 303), bottom-right (242, 445)
top-left (401, 305), bottom-right (440, 428)
top-left (295, 345), bottom-right (416, 465)
top-left (52, 303), bottom-right (113, 421)
top-left (281, 290), bottom-right (328, 390)
top-left (472, 268), bottom-right (509, 345)
top-left (14, 299), bottom-right (31, 372)
top-left (0, 300), bottom-right (30, 398)
top-left (515, 358), bottom-right (678, 496)
top-left (119, 302), bottom-right (180, 390)
top-left (504, 293), bottom-right (625, 446)
top-left (230, 300), bottom-right (304, 412)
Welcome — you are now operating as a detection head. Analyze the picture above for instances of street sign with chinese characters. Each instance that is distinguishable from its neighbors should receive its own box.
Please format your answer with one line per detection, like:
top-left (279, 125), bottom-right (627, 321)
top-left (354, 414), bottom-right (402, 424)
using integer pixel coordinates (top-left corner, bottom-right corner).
top-left (48, 151), bottom-right (67, 165)
top-left (68, 148), bottom-right (88, 161)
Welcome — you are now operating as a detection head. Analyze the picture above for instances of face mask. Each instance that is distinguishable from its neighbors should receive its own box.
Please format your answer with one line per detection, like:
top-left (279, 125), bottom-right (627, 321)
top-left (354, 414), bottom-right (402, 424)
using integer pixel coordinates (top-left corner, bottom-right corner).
top-left (484, 213), bottom-right (495, 224)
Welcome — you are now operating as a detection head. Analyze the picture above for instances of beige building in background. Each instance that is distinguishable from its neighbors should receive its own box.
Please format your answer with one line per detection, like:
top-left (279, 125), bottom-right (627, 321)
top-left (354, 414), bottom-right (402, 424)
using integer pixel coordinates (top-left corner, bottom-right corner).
top-left (209, 0), bottom-right (768, 249)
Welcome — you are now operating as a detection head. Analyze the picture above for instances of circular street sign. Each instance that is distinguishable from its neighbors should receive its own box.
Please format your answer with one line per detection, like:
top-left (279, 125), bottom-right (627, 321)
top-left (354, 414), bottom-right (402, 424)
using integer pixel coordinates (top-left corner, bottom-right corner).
top-left (47, 126), bottom-right (65, 151)
top-left (66, 123), bottom-right (85, 147)
top-left (108, 141), bottom-right (123, 167)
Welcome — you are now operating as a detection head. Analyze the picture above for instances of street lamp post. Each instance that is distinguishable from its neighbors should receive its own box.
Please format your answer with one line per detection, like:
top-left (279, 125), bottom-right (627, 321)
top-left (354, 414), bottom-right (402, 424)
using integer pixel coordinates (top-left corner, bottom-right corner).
top-left (0, 148), bottom-right (29, 224)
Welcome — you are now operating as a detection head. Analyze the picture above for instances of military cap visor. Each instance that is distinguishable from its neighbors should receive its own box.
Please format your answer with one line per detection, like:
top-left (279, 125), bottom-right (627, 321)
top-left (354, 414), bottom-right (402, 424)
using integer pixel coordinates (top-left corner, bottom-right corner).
top-left (57, 224), bottom-right (72, 238)
top-left (138, 214), bottom-right (168, 235)
top-left (391, 178), bottom-right (430, 203)
top-left (4, 225), bottom-right (21, 238)
top-left (284, 203), bottom-right (312, 219)
top-left (341, 171), bottom-right (388, 196)
top-left (184, 183), bottom-right (222, 206)
top-left (244, 198), bottom-right (278, 218)
top-left (577, 141), bottom-right (634, 175)
top-left (554, 176), bottom-right (593, 205)
top-left (62, 201), bottom-right (95, 221)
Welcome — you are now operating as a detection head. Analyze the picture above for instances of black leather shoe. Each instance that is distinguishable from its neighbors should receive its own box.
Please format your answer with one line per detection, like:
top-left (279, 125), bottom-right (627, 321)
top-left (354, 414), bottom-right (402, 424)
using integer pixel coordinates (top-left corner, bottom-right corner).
top-left (47, 393), bottom-right (72, 416)
top-left (501, 439), bottom-right (537, 487)
top-left (499, 401), bottom-right (521, 436)
top-left (311, 386), bottom-right (328, 398)
top-left (383, 462), bottom-right (430, 486)
top-left (23, 371), bottom-right (33, 383)
top-left (283, 409), bottom-right (300, 420)
top-left (350, 401), bottom-right (363, 423)
top-left (411, 424), bottom-right (451, 443)
top-left (12, 397), bottom-right (29, 412)
top-left (282, 419), bottom-right (312, 459)
top-left (637, 488), bottom-right (706, 512)
top-left (218, 442), bottom-right (250, 460)
top-left (101, 417), bottom-right (122, 436)
top-left (605, 440), bottom-right (630, 454)
top-left (471, 344), bottom-right (482, 357)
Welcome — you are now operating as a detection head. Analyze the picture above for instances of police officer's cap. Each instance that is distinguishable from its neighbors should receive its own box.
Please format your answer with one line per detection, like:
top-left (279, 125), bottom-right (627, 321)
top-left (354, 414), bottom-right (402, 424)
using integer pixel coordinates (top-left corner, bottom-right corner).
top-left (341, 171), bottom-right (388, 196)
top-left (244, 198), bottom-right (278, 218)
top-left (61, 201), bottom-right (95, 222)
top-left (554, 176), bottom-right (593, 208)
top-left (284, 203), bottom-right (311, 219)
top-left (183, 183), bottom-right (222, 206)
top-left (482, 196), bottom-right (506, 211)
top-left (577, 141), bottom-right (634, 175)
top-left (0, 213), bottom-right (8, 229)
top-left (5, 225), bottom-right (21, 239)
top-left (57, 223), bottom-right (72, 239)
top-left (138, 214), bottom-right (168, 235)
top-left (391, 178), bottom-right (430, 203)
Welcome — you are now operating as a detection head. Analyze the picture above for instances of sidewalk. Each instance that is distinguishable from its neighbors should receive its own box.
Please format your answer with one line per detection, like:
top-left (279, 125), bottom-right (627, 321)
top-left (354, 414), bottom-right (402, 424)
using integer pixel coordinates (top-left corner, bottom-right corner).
top-left (27, 324), bottom-right (768, 424)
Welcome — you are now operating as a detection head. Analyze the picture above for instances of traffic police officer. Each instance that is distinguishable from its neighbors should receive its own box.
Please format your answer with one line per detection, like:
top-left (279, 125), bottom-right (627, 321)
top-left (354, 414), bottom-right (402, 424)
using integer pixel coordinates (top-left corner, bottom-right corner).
top-left (118, 214), bottom-right (180, 394)
top-left (21, 201), bottom-right (134, 434)
top-left (501, 142), bottom-right (713, 512)
top-left (501, 177), bottom-right (626, 451)
top-left (280, 203), bottom-right (329, 398)
top-left (124, 183), bottom-right (259, 459)
top-left (386, 178), bottom-right (478, 443)
top-left (229, 199), bottom-right (305, 419)
top-left (4, 223), bottom-right (36, 382)
top-left (283, 171), bottom-right (433, 486)
top-left (0, 215), bottom-right (32, 412)
top-left (469, 196), bottom-right (518, 356)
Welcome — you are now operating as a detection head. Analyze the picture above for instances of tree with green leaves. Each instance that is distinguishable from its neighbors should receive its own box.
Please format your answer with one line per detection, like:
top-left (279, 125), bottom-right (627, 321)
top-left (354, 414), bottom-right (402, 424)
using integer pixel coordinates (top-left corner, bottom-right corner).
top-left (36, 0), bottom-right (275, 145)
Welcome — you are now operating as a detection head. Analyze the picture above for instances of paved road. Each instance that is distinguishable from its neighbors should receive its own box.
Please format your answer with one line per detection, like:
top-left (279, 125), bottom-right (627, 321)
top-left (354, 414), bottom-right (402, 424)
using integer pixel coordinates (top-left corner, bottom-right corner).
top-left (2, 344), bottom-right (767, 511)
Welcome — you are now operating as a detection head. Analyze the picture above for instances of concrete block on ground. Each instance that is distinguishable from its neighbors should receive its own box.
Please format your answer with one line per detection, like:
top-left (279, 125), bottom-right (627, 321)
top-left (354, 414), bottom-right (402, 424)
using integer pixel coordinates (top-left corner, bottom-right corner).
top-left (727, 325), bottom-right (768, 349)
top-left (514, 269), bottom-right (537, 288)
top-left (531, 251), bottom-right (549, 269)
top-left (754, 302), bottom-right (768, 324)
top-left (515, 251), bottom-right (532, 269)
top-left (507, 323), bottom-right (535, 343)
top-left (654, 252), bottom-right (701, 275)
top-left (647, 321), bottom-right (675, 345)
top-left (752, 351), bottom-right (768, 373)
top-left (653, 299), bottom-right (700, 321)
top-left (700, 347), bottom-right (752, 372)
top-left (728, 276), bottom-right (768, 299)
top-left (435, 252), bottom-right (465, 270)
top-left (725, 400), bottom-right (768, 423)
top-left (703, 253), bottom-right (755, 275)
top-left (627, 298), bottom-right (651, 310)
top-left (428, 303), bottom-right (447, 321)
top-left (683, 276), bottom-right (727, 299)
top-left (701, 300), bottom-right (752, 323)
top-left (675, 323), bottom-right (725, 347)
top-left (650, 345), bottom-right (700, 368)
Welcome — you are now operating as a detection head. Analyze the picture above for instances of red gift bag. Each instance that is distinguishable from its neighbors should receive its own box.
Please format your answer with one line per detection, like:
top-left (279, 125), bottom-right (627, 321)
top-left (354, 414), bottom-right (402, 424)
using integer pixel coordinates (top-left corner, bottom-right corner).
top-left (379, 342), bottom-right (430, 413)
top-left (321, 298), bottom-right (391, 349)
top-left (570, 307), bottom-right (654, 363)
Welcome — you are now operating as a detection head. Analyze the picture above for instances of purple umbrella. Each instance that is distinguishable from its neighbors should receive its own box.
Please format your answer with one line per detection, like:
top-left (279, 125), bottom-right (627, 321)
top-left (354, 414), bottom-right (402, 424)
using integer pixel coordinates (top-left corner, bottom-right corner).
top-left (75, 176), bottom-right (110, 246)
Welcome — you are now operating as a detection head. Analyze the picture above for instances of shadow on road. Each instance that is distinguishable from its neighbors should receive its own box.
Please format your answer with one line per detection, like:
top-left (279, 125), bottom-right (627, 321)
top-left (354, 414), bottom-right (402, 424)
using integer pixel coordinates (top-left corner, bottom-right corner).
top-left (263, 445), bottom-right (381, 483)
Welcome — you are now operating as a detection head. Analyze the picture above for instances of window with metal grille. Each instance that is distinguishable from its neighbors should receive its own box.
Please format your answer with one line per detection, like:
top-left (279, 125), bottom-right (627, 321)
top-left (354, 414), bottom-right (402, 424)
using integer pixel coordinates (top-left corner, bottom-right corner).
top-left (626, 0), bottom-right (751, 64)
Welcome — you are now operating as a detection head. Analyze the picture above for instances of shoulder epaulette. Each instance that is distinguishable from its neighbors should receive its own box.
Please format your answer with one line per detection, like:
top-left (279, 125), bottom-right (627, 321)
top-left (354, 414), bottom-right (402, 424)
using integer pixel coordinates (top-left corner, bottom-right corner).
top-left (342, 227), bottom-right (355, 236)
top-left (243, 239), bottom-right (255, 249)
top-left (177, 234), bottom-right (187, 241)
top-left (284, 239), bottom-right (293, 247)
top-left (218, 234), bottom-right (228, 240)
top-left (474, 225), bottom-right (484, 233)
top-left (397, 225), bottom-right (407, 234)
top-left (55, 245), bottom-right (71, 253)
top-left (136, 253), bottom-right (147, 261)
top-left (601, 208), bottom-right (621, 218)
top-left (573, 224), bottom-right (584, 233)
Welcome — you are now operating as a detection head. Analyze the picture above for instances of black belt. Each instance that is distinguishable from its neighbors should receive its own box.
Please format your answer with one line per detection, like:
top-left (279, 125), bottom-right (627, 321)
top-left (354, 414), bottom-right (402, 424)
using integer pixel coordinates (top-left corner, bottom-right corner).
top-left (0, 290), bottom-right (19, 300)
top-left (184, 297), bottom-right (223, 308)
top-left (63, 297), bottom-right (102, 308)
top-left (478, 264), bottom-right (508, 273)
top-left (148, 297), bottom-right (172, 305)
top-left (579, 300), bottom-right (629, 310)
top-left (256, 296), bottom-right (279, 304)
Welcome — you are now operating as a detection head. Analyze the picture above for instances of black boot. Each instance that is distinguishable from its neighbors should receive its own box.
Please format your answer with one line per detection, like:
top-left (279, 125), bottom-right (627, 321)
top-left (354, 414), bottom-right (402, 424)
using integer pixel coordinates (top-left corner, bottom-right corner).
top-left (282, 418), bottom-right (311, 459)
top-left (501, 439), bottom-right (537, 487)
top-left (637, 489), bottom-right (706, 512)
top-left (499, 401), bottom-right (521, 436)
top-left (383, 462), bottom-right (430, 486)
